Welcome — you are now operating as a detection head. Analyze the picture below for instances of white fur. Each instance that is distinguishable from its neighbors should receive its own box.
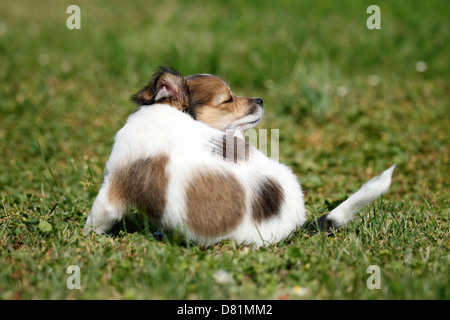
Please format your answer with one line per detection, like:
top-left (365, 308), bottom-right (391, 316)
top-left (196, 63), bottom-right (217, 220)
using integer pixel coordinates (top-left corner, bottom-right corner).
top-left (84, 104), bottom-right (394, 246)
top-left (229, 106), bottom-right (264, 131)
top-left (326, 164), bottom-right (395, 228)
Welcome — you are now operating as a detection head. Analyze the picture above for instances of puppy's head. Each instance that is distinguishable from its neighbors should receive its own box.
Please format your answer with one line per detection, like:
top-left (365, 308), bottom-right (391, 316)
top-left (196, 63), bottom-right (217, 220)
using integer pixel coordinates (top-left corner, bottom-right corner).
top-left (132, 66), bottom-right (264, 131)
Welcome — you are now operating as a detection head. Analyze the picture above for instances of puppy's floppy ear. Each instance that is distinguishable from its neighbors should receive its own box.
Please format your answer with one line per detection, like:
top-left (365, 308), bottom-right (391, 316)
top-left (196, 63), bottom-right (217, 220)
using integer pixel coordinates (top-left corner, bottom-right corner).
top-left (131, 66), bottom-right (189, 111)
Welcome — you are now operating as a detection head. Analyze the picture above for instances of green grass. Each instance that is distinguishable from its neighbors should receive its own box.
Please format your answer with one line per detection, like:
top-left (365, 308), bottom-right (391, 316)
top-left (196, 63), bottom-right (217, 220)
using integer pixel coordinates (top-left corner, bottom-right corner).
top-left (0, 0), bottom-right (448, 299)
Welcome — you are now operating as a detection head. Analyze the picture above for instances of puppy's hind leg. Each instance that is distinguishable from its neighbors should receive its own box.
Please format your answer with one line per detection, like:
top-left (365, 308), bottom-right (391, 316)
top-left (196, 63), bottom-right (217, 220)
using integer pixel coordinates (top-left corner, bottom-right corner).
top-left (83, 179), bottom-right (126, 235)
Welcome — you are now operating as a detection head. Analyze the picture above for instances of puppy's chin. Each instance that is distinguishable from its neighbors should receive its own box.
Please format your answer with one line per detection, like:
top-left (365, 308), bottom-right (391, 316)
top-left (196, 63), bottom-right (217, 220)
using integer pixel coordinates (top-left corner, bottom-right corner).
top-left (229, 107), bottom-right (264, 131)
top-left (231, 116), bottom-right (262, 131)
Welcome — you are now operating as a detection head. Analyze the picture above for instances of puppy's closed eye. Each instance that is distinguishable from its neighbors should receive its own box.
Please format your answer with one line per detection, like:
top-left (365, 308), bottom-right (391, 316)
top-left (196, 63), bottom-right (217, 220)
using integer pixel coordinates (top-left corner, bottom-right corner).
top-left (223, 96), bottom-right (234, 104)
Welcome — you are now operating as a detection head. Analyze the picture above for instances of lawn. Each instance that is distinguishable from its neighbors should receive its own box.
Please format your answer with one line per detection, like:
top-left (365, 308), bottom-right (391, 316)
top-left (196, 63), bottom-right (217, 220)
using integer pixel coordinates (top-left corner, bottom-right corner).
top-left (0, 0), bottom-right (448, 299)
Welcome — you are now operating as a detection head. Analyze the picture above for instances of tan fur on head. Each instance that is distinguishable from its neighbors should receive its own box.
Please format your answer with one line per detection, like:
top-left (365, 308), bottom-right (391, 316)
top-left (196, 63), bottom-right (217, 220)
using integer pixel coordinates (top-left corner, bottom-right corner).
top-left (132, 67), bottom-right (264, 131)
top-left (185, 74), bottom-right (262, 131)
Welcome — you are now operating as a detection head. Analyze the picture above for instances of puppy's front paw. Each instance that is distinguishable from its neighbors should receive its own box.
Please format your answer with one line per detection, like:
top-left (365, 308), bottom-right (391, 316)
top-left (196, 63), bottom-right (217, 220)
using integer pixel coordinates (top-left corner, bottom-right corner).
top-left (82, 215), bottom-right (105, 236)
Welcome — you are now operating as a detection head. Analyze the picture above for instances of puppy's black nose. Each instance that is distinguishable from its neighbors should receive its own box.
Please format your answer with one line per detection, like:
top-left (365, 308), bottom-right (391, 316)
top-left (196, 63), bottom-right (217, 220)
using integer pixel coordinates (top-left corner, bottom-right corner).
top-left (254, 98), bottom-right (263, 106)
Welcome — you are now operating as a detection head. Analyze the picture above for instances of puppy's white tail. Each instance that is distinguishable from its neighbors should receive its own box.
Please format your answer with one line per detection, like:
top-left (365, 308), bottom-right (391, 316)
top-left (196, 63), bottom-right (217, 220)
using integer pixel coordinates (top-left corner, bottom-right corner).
top-left (306, 165), bottom-right (396, 232)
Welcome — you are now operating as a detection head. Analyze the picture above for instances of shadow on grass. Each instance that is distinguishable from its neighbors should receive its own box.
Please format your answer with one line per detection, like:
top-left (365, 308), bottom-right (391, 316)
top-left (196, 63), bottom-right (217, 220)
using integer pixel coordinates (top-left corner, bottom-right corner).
top-left (106, 204), bottom-right (377, 248)
top-left (107, 212), bottom-right (193, 247)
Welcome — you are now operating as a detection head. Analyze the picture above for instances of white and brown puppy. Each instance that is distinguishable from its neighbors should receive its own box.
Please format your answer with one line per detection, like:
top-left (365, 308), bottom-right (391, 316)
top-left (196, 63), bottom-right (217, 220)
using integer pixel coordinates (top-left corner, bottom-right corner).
top-left (84, 66), bottom-right (395, 246)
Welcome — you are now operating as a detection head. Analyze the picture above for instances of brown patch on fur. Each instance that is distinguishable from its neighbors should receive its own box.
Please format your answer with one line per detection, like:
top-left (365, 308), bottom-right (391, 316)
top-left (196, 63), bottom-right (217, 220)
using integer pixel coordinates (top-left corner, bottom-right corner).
top-left (185, 169), bottom-right (245, 237)
top-left (107, 155), bottom-right (169, 223)
top-left (252, 177), bottom-right (284, 223)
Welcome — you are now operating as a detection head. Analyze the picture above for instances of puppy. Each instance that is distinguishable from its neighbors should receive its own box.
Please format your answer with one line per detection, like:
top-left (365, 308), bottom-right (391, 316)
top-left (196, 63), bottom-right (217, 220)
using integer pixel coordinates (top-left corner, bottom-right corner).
top-left (84, 66), bottom-right (395, 246)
